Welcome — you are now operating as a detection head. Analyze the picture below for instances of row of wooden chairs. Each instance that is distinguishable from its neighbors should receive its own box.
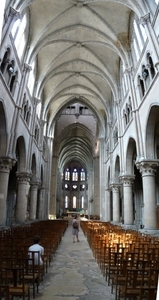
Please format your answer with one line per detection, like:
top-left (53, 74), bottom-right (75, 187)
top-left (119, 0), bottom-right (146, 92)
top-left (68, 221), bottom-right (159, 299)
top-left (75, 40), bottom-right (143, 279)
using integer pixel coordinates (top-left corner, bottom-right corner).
top-left (0, 219), bottom-right (68, 299)
top-left (80, 220), bottom-right (159, 300)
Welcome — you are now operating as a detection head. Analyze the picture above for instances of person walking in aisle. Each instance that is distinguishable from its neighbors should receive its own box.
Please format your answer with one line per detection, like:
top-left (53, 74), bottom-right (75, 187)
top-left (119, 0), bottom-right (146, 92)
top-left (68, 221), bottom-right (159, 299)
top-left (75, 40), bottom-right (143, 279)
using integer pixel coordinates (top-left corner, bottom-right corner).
top-left (72, 215), bottom-right (79, 243)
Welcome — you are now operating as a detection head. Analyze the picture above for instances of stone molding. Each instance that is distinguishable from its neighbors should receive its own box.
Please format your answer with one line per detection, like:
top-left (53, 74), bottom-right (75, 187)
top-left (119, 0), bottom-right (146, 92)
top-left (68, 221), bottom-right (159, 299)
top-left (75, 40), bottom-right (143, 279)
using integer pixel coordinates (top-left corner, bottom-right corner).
top-left (24, 63), bottom-right (32, 72)
top-left (16, 172), bottom-right (32, 183)
top-left (30, 181), bottom-right (41, 190)
top-left (0, 157), bottom-right (16, 173)
top-left (140, 13), bottom-right (150, 27)
top-left (110, 183), bottom-right (121, 192)
top-left (9, 7), bottom-right (19, 18)
top-left (136, 159), bottom-right (159, 177)
top-left (120, 175), bottom-right (135, 185)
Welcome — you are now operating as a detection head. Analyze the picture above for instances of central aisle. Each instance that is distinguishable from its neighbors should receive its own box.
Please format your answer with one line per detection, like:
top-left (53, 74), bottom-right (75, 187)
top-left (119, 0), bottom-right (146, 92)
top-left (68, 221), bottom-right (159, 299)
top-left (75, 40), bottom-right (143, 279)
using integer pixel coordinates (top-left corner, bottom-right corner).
top-left (35, 219), bottom-right (115, 300)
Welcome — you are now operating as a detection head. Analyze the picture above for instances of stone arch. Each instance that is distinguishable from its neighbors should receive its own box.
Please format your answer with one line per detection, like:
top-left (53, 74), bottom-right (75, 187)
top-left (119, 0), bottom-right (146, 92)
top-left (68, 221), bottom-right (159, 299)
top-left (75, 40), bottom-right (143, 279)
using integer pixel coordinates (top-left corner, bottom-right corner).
top-left (0, 47), bottom-right (11, 74)
top-left (142, 64), bottom-right (150, 90)
top-left (126, 140), bottom-right (143, 229)
top-left (147, 53), bottom-right (155, 79)
top-left (31, 153), bottom-right (37, 182)
top-left (0, 101), bottom-right (7, 156)
top-left (114, 155), bottom-right (120, 183)
top-left (126, 137), bottom-right (137, 174)
top-left (138, 75), bottom-right (145, 99)
top-left (16, 136), bottom-right (26, 172)
top-left (146, 105), bottom-right (159, 159)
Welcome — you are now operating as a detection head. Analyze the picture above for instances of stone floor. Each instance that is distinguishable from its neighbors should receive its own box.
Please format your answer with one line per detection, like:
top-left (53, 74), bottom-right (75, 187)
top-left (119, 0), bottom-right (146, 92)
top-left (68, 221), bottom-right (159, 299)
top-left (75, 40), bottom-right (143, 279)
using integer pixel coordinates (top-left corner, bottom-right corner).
top-left (34, 218), bottom-right (115, 300)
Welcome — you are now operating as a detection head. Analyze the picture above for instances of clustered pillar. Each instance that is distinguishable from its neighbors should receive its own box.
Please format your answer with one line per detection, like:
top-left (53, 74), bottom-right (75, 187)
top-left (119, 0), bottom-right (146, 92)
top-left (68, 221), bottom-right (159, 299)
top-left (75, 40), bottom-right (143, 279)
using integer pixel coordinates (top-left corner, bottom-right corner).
top-left (0, 157), bottom-right (15, 225)
top-left (29, 182), bottom-right (40, 220)
top-left (111, 184), bottom-right (120, 223)
top-left (137, 160), bottom-right (158, 229)
top-left (15, 172), bottom-right (31, 223)
top-left (122, 176), bottom-right (135, 225)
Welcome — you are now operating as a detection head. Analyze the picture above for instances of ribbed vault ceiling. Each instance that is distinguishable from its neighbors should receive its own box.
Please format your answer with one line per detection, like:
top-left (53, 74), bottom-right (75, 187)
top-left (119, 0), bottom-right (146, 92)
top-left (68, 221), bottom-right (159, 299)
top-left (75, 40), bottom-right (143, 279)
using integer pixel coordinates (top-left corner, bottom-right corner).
top-left (13, 0), bottom-right (146, 171)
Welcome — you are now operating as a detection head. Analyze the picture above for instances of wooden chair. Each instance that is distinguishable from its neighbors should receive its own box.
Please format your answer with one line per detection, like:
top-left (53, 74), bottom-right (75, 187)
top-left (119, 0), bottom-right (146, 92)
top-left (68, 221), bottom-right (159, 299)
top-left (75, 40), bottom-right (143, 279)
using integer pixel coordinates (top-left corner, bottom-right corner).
top-left (105, 249), bottom-right (122, 286)
top-left (0, 256), bottom-right (17, 284)
top-left (111, 259), bottom-right (130, 300)
top-left (139, 286), bottom-right (157, 300)
top-left (28, 250), bottom-right (44, 282)
top-left (5, 267), bottom-right (30, 300)
top-left (99, 243), bottom-right (110, 276)
top-left (118, 268), bottom-right (145, 300)
top-left (20, 257), bottom-right (40, 299)
top-left (0, 284), bottom-right (10, 299)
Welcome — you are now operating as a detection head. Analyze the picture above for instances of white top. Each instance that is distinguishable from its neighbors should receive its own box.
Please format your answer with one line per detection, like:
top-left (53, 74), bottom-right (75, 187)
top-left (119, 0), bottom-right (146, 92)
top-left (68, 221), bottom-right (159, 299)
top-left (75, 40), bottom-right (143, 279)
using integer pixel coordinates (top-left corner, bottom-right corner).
top-left (28, 244), bottom-right (44, 265)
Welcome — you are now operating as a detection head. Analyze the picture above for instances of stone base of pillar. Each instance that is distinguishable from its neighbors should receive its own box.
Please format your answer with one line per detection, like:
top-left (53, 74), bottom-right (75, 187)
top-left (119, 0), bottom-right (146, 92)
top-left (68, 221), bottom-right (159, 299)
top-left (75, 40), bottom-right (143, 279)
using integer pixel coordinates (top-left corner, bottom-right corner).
top-left (0, 225), bottom-right (10, 230)
top-left (121, 224), bottom-right (137, 230)
top-left (140, 228), bottom-right (158, 233)
top-left (111, 221), bottom-right (122, 226)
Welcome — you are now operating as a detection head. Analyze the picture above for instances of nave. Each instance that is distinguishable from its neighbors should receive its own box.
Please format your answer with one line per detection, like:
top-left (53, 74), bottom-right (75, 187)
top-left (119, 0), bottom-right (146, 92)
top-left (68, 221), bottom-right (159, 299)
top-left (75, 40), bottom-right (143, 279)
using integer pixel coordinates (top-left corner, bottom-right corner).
top-left (35, 218), bottom-right (114, 300)
top-left (1, 219), bottom-right (159, 299)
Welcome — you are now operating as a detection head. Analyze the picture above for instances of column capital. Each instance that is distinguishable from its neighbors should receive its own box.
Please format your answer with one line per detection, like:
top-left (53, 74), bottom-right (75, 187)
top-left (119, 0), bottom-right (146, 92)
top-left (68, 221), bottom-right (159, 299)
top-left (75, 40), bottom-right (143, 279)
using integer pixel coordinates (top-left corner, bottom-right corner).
top-left (24, 63), bottom-right (32, 72)
top-left (0, 157), bottom-right (16, 173)
top-left (136, 159), bottom-right (159, 176)
top-left (124, 66), bottom-right (133, 76)
top-left (9, 7), bottom-right (19, 18)
top-left (40, 119), bottom-right (47, 128)
top-left (140, 13), bottom-right (150, 27)
top-left (115, 99), bottom-right (122, 107)
top-left (120, 175), bottom-right (135, 185)
top-left (16, 172), bottom-right (32, 183)
top-left (33, 97), bottom-right (41, 107)
top-left (107, 121), bottom-right (112, 128)
top-left (110, 183), bottom-right (121, 191)
top-left (30, 180), bottom-right (41, 188)
top-left (39, 185), bottom-right (45, 191)
top-left (98, 137), bottom-right (105, 143)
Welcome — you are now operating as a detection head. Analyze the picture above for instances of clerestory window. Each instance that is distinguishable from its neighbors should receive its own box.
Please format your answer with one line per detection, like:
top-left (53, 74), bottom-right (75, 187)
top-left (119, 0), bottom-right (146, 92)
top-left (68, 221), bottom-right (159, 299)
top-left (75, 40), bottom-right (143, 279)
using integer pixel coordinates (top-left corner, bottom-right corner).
top-left (72, 168), bottom-right (78, 181)
top-left (27, 61), bottom-right (35, 95)
top-left (132, 19), bottom-right (147, 63)
top-left (65, 196), bottom-right (68, 208)
top-left (73, 196), bottom-right (76, 208)
top-left (65, 169), bottom-right (70, 181)
top-left (11, 14), bottom-right (27, 59)
top-left (80, 168), bottom-right (85, 181)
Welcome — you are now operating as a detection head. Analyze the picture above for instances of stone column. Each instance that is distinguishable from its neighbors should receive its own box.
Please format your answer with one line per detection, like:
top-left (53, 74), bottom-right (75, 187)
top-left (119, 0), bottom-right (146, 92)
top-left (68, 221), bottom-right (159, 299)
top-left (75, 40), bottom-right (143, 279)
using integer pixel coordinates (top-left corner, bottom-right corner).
top-left (99, 138), bottom-right (107, 221)
top-left (121, 175), bottom-right (135, 225)
top-left (105, 188), bottom-right (111, 221)
top-left (137, 160), bottom-right (158, 229)
top-left (87, 170), bottom-right (93, 218)
top-left (29, 182), bottom-right (40, 220)
top-left (15, 172), bottom-right (31, 223)
top-left (49, 155), bottom-right (58, 218)
top-left (111, 184), bottom-right (121, 223)
top-left (0, 157), bottom-right (15, 225)
top-left (94, 156), bottom-right (100, 217)
top-left (37, 186), bottom-right (45, 220)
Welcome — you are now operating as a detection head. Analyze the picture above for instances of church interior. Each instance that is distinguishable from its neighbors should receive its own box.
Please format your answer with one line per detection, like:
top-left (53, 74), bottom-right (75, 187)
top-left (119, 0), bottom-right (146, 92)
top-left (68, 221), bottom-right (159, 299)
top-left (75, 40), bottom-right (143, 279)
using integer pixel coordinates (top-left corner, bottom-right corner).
top-left (1, 1), bottom-right (159, 299)
top-left (1, 0), bottom-right (159, 230)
